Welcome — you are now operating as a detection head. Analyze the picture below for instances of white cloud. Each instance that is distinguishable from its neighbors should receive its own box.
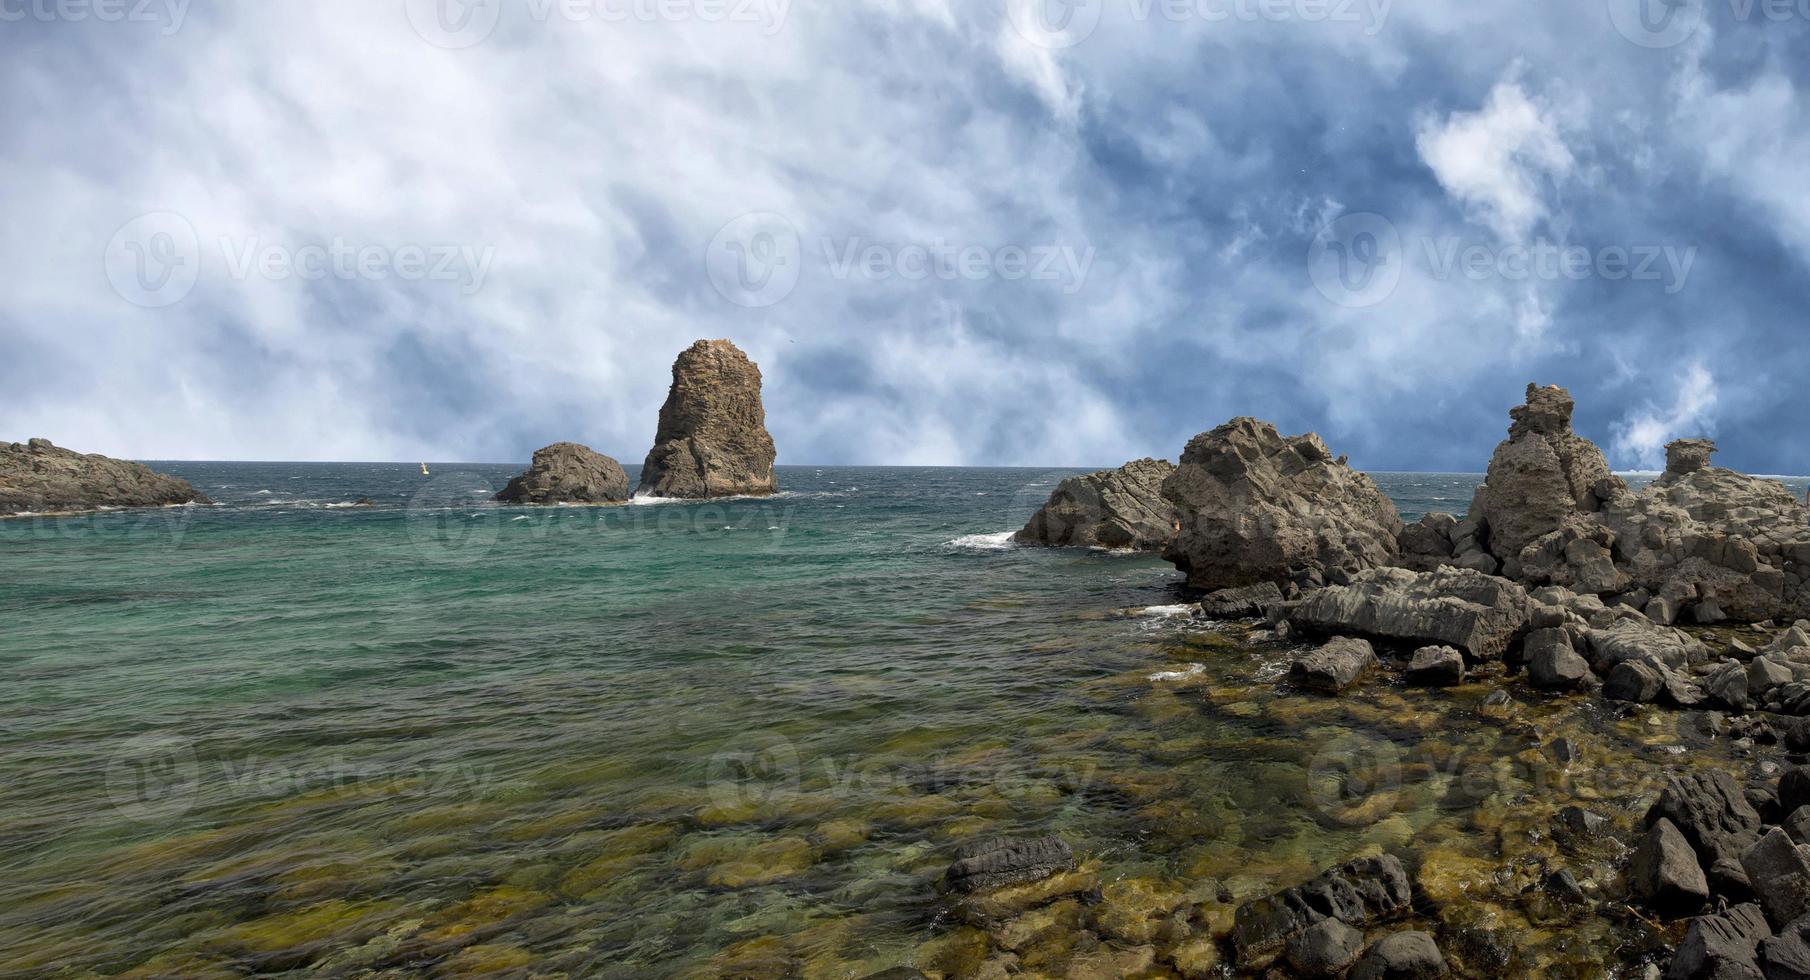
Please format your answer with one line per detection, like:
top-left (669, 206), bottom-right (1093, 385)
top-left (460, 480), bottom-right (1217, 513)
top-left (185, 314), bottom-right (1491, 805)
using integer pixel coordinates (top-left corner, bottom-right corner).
top-left (1415, 78), bottom-right (1576, 241)
top-left (1611, 362), bottom-right (1719, 470)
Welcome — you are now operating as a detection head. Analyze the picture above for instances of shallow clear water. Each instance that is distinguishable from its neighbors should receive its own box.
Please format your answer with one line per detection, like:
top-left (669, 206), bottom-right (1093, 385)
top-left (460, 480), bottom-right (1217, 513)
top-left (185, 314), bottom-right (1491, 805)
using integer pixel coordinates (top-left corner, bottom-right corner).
top-left (2, 465), bottom-right (1804, 976)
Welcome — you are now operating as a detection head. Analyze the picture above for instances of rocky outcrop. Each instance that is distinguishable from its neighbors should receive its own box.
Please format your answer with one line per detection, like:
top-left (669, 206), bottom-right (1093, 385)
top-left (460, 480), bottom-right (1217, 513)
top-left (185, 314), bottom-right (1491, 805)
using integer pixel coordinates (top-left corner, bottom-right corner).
top-left (495, 443), bottom-right (630, 505)
top-left (1349, 932), bottom-right (1447, 980)
top-left (1646, 771), bottom-right (1763, 898)
top-left (637, 339), bottom-right (777, 498)
top-left (1665, 903), bottom-right (1770, 980)
top-left (944, 836), bottom-right (1075, 894)
top-left (0, 438), bottom-right (208, 515)
top-left (1014, 458), bottom-right (1177, 551)
top-left (1281, 567), bottom-right (1535, 660)
top-left (1290, 637), bottom-right (1379, 694)
top-left (1161, 418), bottom-right (1402, 590)
top-left (1197, 581), bottom-right (1286, 619)
top-left (1232, 854), bottom-right (1412, 969)
top-left (1475, 384), bottom-right (1624, 572)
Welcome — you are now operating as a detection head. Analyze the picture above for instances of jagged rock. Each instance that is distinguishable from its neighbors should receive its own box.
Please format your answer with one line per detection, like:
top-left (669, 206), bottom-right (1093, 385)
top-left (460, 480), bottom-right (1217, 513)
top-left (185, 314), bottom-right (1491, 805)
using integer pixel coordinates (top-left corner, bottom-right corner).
top-left (1663, 902), bottom-right (1769, 980)
top-left (1282, 567), bottom-right (1534, 660)
top-left (1349, 931), bottom-right (1448, 979)
top-left (1197, 581), bottom-right (1285, 618)
top-left (1632, 818), bottom-right (1710, 917)
top-left (1161, 417), bottom-right (1403, 590)
top-left (1605, 661), bottom-right (1666, 703)
top-left (1542, 868), bottom-right (1588, 905)
top-left (1291, 637), bottom-right (1379, 694)
top-left (1743, 828), bottom-right (1810, 928)
top-left (637, 339), bottom-right (777, 498)
top-left (1015, 458), bottom-right (1176, 551)
top-left (1781, 768), bottom-right (1810, 815)
top-left (1583, 616), bottom-right (1706, 672)
top-left (1285, 917), bottom-right (1366, 977)
top-left (1525, 627), bottom-right (1592, 689)
top-left (1763, 915), bottom-right (1810, 980)
top-left (943, 836), bottom-right (1075, 894)
top-left (1517, 513), bottom-right (1629, 595)
top-left (1397, 512), bottom-right (1459, 572)
top-left (0, 438), bottom-right (209, 515)
top-left (1648, 771), bottom-right (1763, 897)
top-left (1785, 808), bottom-right (1810, 846)
top-left (1708, 661), bottom-right (1752, 711)
top-left (494, 442), bottom-right (630, 504)
top-left (1669, 438), bottom-right (1718, 475)
top-left (1557, 806), bottom-right (1610, 840)
top-left (1231, 854), bottom-right (1412, 969)
top-left (1406, 646), bottom-right (1466, 686)
top-left (1476, 384), bottom-right (1623, 567)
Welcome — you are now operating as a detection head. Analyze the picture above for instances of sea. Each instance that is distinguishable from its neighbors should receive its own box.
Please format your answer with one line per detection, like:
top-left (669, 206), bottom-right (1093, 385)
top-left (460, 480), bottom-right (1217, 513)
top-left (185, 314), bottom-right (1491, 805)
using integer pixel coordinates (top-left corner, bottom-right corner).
top-left (2, 464), bottom-right (1805, 975)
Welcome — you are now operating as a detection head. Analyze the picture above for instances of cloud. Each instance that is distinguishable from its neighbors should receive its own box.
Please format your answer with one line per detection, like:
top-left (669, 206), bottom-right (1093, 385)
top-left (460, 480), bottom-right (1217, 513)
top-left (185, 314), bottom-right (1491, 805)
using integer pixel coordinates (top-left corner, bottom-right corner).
top-left (1610, 362), bottom-right (1720, 471)
top-left (1415, 77), bottom-right (1576, 241)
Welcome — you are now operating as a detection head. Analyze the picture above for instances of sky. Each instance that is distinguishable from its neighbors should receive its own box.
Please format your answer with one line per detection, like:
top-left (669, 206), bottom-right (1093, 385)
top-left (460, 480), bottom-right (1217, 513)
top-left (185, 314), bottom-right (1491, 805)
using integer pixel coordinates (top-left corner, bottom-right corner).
top-left (1, 0), bottom-right (1807, 472)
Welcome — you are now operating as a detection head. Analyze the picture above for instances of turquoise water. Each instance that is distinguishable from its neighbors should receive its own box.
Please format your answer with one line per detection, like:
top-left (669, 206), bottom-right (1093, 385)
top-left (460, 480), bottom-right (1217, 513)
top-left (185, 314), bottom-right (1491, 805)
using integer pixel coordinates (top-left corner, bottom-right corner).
top-left (2, 465), bottom-right (1803, 976)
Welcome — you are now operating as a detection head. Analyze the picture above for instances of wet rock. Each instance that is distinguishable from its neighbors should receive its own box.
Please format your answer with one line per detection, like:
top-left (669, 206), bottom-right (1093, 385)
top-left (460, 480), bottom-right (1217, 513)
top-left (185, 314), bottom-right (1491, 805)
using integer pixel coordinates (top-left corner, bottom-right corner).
top-left (1290, 637), bottom-right (1379, 694)
top-left (1632, 818), bottom-right (1711, 917)
top-left (1015, 458), bottom-right (1177, 551)
top-left (495, 442), bottom-right (630, 504)
top-left (1285, 917), bottom-right (1365, 977)
top-left (1197, 581), bottom-right (1286, 618)
top-left (1557, 805), bottom-right (1610, 840)
top-left (637, 339), bottom-right (777, 498)
top-left (1349, 930), bottom-right (1448, 979)
top-left (1161, 417), bottom-right (1403, 590)
top-left (944, 837), bottom-right (1075, 894)
top-left (1406, 645), bottom-right (1466, 686)
top-left (1542, 868), bottom-right (1588, 905)
top-left (1526, 628), bottom-right (1592, 689)
top-left (1089, 878), bottom-right (1187, 944)
top-left (1282, 566), bottom-right (1535, 660)
top-left (1743, 828), bottom-right (1810, 928)
top-left (0, 438), bottom-right (210, 515)
top-left (1231, 854), bottom-right (1412, 968)
top-left (1167, 936), bottom-right (1222, 979)
top-left (1606, 661), bottom-right (1666, 703)
top-left (1662, 902), bottom-right (1768, 980)
top-left (1647, 771), bottom-right (1763, 897)
top-left (1397, 512), bottom-right (1460, 572)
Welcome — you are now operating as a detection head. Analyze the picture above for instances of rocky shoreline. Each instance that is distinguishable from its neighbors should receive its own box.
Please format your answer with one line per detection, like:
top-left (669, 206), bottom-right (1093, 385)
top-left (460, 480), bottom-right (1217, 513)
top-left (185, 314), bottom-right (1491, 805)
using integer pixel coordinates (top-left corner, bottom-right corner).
top-left (0, 438), bottom-right (208, 517)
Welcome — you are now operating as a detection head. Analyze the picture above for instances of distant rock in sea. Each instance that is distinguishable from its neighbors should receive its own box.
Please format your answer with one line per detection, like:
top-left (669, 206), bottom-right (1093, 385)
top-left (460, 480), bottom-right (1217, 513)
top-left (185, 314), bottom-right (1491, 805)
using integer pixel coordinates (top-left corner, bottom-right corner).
top-left (637, 339), bottom-right (777, 499)
top-left (1014, 457), bottom-right (1176, 551)
top-left (496, 442), bottom-right (630, 505)
top-left (1161, 417), bottom-right (1402, 590)
top-left (0, 438), bottom-right (208, 515)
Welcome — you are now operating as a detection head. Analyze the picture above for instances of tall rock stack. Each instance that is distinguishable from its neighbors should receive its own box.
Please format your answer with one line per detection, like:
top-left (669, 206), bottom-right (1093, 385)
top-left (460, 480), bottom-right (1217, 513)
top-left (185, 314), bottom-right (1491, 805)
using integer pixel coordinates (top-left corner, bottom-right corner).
top-left (637, 339), bottom-right (778, 498)
top-left (1160, 418), bottom-right (1403, 590)
top-left (1477, 383), bottom-right (1625, 574)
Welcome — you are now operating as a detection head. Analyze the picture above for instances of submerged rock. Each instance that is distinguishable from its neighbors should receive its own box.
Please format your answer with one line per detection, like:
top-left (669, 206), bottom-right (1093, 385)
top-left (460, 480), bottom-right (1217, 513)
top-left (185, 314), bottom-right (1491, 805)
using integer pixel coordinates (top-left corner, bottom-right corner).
top-left (637, 339), bottom-right (777, 498)
top-left (943, 836), bottom-right (1075, 894)
top-left (1349, 931), bottom-right (1447, 979)
top-left (1161, 417), bottom-right (1402, 590)
top-left (1014, 458), bottom-right (1176, 551)
top-left (1231, 854), bottom-right (1412, 968)
top-left (0, 438), bottom-right (209, 515)
top-left (1285, 917), bottom-right (1365, 977)
top-left (495, 443), bottom-right (630, 504)
top-left (1281, 566), bottom-right (1535, 660)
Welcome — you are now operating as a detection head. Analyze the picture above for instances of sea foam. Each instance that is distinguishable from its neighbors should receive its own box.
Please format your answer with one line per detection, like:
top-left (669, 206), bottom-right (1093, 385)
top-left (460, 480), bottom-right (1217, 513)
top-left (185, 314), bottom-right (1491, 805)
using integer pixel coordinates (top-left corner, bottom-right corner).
top-left (947, 530), bottom-right (1017, 551)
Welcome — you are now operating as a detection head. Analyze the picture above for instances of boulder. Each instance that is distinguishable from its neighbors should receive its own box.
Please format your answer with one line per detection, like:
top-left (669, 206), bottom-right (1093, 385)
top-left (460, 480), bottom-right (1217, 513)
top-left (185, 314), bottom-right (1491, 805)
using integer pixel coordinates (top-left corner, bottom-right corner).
top-left (1197, 581), bottom-right (1286, 619)
top-left (637, 339), bottom-right (777, 498)
top-left (943, 837), bottom-right (1075, 894)
top-left (1161, 417), bottom-right (1403, 590)
top-left (1604, 661), bottom-right (1665, 704)
top-left (1476, 384), bottom-right (1623, 567)
top-left (1763, 915), bottom-right (1810, 980)
top-left (1349, 931), bottom-right (1448, 979)
top-left (1281, 567), bottom-right (1535, 660)
top-left (1742, 828), bottom-right (1810, 928)
top-left (1285, 917), bottom-right (1366, 978)
top-left (1396, 512), bottom-right (1459, 572)
top-left (1291, 637), bottom-right (1379, 694)
top-left (1583, 616), bottom-right (1706, 672)
top-left (1783, 769), bottom-right (1810, 822)
top-left (1663, 902), bottom-right (1769, 980)
top-left (1647, 772), bottom-right (1763, 897)
top-left (1525, 627), bottom-right (1592, 689)
top-left (0, 438), bottom-right (209, 515)
top-left (1631, 818), bottom-right (1710, 917)
top-left (1231, 854), bottom-right (1412, 968)
top-left (494, 442), bottom-right (630, 504)
top-left (1406, 646), bottom-right (1466, 687)
top-left (1015, 458), bottom-right (1177, 551)
top-left (1784, 807), bottom-right (1810, 846)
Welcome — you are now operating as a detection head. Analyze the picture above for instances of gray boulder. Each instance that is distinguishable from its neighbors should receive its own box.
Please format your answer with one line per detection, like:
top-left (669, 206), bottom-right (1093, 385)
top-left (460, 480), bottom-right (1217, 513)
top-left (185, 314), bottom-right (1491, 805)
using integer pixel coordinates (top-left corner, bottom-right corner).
top-left (1197, 581), bottom-right (1286, 619)
top-left (1349, 931), bottom-right (1448, 979)
top-left (1663, 902), bottom-right (1769, 980)
top-left (1406, 646), bottom-right (1466, 686)
top-left (1763, 915), bottom-right (1810, 980)
top-left (1605, 661), bottom-right (1666, 703)
top-left (943, 836), bottom-right (1074, 894)
top-left (1631, 818), bottom-right (1710, 917)
top-left (1291, 637), bottom-right (1379, 694)
top-left (1396, 512), bottom-right (1459, 572)
top-left (1647, 771), bottom-right (1763, 897)
top-left (1285, 917), bottom-right (1366, 978)
top-left (1231, 854), bottom-right (1412, 969)
top-left (637, 339), bottom-right (778, 498)
top-left (0, 438), bottom-right (209, 515)
top-left (1525, 627), bottom-right (1592, 689)
top-left (1742, 828), bottom-right (1810, 928)
top-left (495, 442), bottom-right (630, 504)
top-left (1282, 566), bottom-right (1535, 660)
top-left (1015, 458), bottom-right (1177, 551)
top-left (1161, 417), bottom-right (1402, 590)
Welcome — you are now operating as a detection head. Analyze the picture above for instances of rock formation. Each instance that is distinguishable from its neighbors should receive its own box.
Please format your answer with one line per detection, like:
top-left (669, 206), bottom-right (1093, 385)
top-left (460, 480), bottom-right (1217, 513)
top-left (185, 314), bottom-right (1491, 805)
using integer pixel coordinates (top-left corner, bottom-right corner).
top-left (1475, 384), bottom-right (1624, 576)
top-left (0, 438), bottom-right (208, 515)
top-left (495, 442), bottom-right (630, 505)
top-left (637, 339), bottom-right (777, 498)
top-left (1281, 566), bottom-right (1534, 660)
top-left (1014, 458), bottom-right (1177, 551)
top-left (1161, 418), bottom-right (1403, 590)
